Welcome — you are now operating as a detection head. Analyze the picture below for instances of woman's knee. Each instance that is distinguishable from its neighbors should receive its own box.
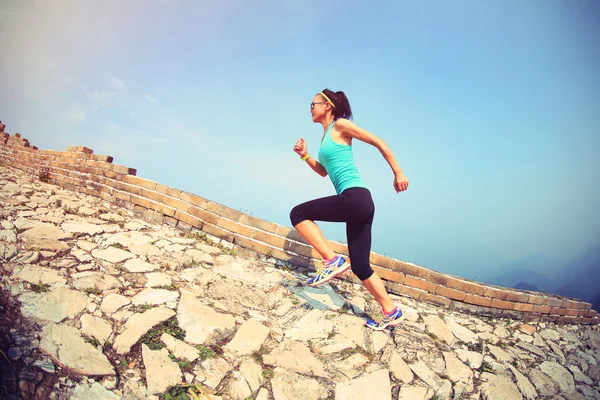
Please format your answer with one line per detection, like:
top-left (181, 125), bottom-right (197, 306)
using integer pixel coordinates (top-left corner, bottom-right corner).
top-left (351, 263), bottom-right (374, 281)
top-left (289, 205), bottom-right (305, 227)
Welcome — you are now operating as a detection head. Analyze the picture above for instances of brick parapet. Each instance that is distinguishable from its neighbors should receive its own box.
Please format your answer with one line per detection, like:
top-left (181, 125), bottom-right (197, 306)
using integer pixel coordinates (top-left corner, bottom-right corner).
top-left (0, 130), bottom-right (596, 325)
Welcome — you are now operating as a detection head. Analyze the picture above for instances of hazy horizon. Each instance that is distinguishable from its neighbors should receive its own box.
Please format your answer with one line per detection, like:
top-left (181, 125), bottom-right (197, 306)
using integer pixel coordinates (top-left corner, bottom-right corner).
top-left (1, 1), bottom-right (599, 281)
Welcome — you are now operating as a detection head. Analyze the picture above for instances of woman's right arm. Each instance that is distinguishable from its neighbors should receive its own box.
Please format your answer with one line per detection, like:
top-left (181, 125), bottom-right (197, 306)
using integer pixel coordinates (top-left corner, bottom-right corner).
top-left (294, 137), bottom-right (328, 177)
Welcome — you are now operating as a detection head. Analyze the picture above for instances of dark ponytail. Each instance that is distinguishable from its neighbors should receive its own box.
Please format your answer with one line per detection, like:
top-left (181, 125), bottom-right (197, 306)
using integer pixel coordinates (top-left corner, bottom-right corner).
top-left (321, 89), bottom-right (353, 120)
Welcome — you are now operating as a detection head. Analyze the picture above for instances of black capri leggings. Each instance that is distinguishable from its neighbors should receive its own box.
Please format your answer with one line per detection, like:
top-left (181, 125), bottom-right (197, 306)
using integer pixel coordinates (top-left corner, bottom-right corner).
top-left (290, 187), bottom-right (375, 281)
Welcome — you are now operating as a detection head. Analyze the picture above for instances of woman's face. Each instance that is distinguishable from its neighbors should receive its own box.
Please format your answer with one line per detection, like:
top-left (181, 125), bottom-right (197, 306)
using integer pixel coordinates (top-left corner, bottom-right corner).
top-left (310, 95), bottom-right (329, 122)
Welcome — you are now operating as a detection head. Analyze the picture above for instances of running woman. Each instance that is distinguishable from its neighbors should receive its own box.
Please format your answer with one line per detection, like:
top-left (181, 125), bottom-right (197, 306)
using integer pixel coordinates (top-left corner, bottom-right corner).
top-left (290, 89), bottom-right (409, 330)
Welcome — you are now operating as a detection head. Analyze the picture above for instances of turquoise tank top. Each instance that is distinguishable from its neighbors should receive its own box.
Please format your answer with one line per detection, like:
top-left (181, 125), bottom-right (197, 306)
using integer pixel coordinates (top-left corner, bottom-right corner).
top-left (318, 122), bottom-right (368, 195)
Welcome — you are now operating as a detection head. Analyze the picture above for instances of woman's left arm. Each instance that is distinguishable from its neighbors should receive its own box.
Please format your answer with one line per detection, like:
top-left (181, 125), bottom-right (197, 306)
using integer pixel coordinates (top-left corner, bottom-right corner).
top-left (336, 119), bottom-right (409, 192)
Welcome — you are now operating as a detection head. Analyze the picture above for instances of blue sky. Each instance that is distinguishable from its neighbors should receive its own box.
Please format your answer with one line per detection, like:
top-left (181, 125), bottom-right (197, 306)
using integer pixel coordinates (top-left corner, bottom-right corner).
top-left (1, 1), bottom-right (599, 281)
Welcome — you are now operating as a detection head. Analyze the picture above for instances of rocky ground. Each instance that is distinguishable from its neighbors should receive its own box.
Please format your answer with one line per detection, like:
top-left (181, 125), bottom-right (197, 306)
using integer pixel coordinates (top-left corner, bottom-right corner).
top-left (0, 164), bottom-right (599, 400)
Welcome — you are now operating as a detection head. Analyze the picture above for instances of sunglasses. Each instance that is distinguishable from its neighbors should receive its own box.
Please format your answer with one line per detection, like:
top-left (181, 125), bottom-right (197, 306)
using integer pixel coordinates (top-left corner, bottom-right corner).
top-left (310, 101), bottom-right (327, 110)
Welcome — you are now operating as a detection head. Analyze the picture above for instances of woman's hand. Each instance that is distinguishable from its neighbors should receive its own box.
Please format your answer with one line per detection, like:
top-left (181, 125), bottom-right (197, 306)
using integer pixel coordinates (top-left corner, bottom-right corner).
top-left (293, 137), bottom-right (308, 158)
top-left (394, 172), bottom-right (409, 193)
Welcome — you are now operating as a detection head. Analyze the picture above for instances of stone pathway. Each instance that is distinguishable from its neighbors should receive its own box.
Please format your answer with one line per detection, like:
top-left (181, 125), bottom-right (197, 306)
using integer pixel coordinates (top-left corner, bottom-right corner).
top-left (1, 165), bottom-right (600, 400)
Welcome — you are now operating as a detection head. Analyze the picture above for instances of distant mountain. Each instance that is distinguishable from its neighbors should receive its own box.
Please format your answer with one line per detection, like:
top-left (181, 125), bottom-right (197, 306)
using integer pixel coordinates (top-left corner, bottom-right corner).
top-left (483, 254), bottom-right (562, 294)
top-left (590, 292), bottom-right (600, 312)
top-left (555, 245), bottom-right (600, 302)
top-left (514, 282), bottom-right (540, 291)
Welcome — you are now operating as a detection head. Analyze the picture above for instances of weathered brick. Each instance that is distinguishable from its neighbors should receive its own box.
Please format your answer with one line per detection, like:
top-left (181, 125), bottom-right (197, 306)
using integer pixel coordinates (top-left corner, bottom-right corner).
top-left (252, 230), bottom-right (286, 248)
top-left (372, 267), bottom-right (405, 284)
top-left (114, 191), bottom-right (131, 202)
top-left (586, 310), bottom-right (598, 318)
top-left (512, 303), bottom-right (534, 312)
top-left (140, 188), bottom-right (163, 203)
top-left (582, 303), bottom-right (593, 311)
top-left (546, 298), bottom-right (563, 308)
top-left (122, 175), bottom-right (157, 190)
top-left (93, 155), bottom-right (113, 163)
top-left (483, 287), bottom-right (510, 300)
top-left (403, 275), bottom-right (436, 293)
top-left (266, 247), bottom-right (310, 267)
top-left (435, 286), bottom-right (467, 301)
top-left (464, 294), bottom-right (492, 307)
top-left (505, 291), bottom-right (530, 303)
top-left (490, 299), bottom-right (514, 310)
top-left (234, 235), bottom-right (271, 255)
top-left (217, 218), bottom-right (253, 237)
top-left (565, 300), bottom-right (581, 310)
top-left (207, 202), bottom-right (244, 222)
top-left (239, 215), bottom-right (278, 233)
top-left (427, 271), bottom-right (455, 287)
top-left (527, 294), bottom-right (548, 305)
top-left (148, 202), bottom-right (176, 217)
top-left (549, 307), bottom-right (568, 316)
top-left (576, 310), bottom-right (588, 317)
top-left (454, 280), bottom-right (486, 296)
top-left (180, 192), bottom-right (209, 209)
top-left (201, 223), bottom-right (235, 242)
top-left (188, 206), bottom-right (219, 225)
top-left (102, 169), bottom-right (118, 179)
top-left (370, 253), bottom-right (395, 271)
top-left (564, 309), bottom-right (578, 317)
top-left (284, 240), bottom-right (319, 259)
top-left (162, 195), bottom-right (189, 213)
top-left (386, 282), bottom-right (424, 300)
top-left (421, 292), bottom-right (451, 308)
top-left (121, 182), bottom-right (142, 196)
top-left (326, 240), bottom-right (349, 256)
top-left (174, 211), bottom-right (203, 229)
top-left (129, 195), bottom-right (152, 209)
top-left (275, 225), bottom-right (307, 243)
top-left (110, 165), bottom-right (135, 175)
top-left (532, 305), bottom-right (551, 314)
top-left (392, 261), bottom-right (429, 279)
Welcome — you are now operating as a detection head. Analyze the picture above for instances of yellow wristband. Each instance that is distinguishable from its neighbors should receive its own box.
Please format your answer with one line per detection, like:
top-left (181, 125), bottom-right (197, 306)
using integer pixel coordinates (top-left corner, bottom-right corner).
top-left (301, 154), bottom-right (310, 161)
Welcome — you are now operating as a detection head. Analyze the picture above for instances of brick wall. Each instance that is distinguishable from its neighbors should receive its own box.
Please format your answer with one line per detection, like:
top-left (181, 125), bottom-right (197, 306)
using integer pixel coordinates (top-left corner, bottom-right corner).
top-left (1, 128), bottom-right (597, 325)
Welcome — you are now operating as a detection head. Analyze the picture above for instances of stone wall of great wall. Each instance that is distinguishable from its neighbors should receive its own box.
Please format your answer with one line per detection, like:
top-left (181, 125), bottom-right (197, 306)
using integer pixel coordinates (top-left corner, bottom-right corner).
top-left (1, 122), bottom-right (597, 325)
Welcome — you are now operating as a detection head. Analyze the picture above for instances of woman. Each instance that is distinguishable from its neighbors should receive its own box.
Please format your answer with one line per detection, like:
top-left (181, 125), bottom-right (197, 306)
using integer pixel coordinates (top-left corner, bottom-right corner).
top-left (290, 89), bottom-right (409, 331)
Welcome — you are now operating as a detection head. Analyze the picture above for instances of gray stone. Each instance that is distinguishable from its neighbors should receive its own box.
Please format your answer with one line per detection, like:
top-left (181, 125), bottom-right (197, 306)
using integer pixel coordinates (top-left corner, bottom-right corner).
top-left (80, 314), bottom-right (112, 344)
top-left (539, 361), bottom-right (575, 394)
top-left (160, 333), bottom-right (199, 362)
top-left (567, 365), bottom-right (592, 385)
top-left (398, 386), bottom-right (430, 400)
top-left (271, 367), bottom-right (328, 400)
top-left (92, 247), bottom-right (135, 263)
top-left (314, 336), bottom-right (356, 355)
top-left (71, 381), bottom-right (120, 400)
top-left (73, 272), bottom-right (123, 291)
top-left (285, 309), bottom-right (334, 341)
top-left (480, 371), bottom-right (522, 400)
top-left (487, 344), bottom-right (514, 362)
top-left (113, 306), bottom-right (176, 354)
top-left (385, 350), bottom-right (414, 383)
top-left (529, 368), bottom-right (557, 397)
top-left (142, 344), bottom-right (182, 395)
top-left (225, 319), bottom-right (270, 355)
top-left (516, 342), bottom-right (546, 358)
top-left (423, 315), bottom-right (455, 345)
top-left (508, 365), bottom-right (537, 399)
top-left (177, 292), bottom-right (235, 344)
top-left (443, 352), bottom-right (473, 394)
top-left (17, 265), bottom-right (66, 285)
top-left (20, 286), bottom-right (87, 322)
top-left (0, 229), bottom-right (17, 242)
top-left (132, 288), bottom-right (179, 306)
top-left (455, 348), bottom-right (483, 369)
top-left (335, 352), bottom-right (370, 379)
top-left (263, 341), bottom-right (327, 378)
top-left (539, 329), bottom-right (561, 341)
top-left (493, 325), bottom-right (511, 339)
top-left (445, 317), bottom-right (479, 344)
top-left (335, 368), bottom-right (392, 400)
top-left (40, 323), bottom-right (114, 376)
top-left (123, 258), bottom-right (158, 272)
top-left (0, 242), bottom-right (18, 260)
top-left (409, 360), bottom-right (440, 389)
top-left (100, 293), bottom-right (130, 314)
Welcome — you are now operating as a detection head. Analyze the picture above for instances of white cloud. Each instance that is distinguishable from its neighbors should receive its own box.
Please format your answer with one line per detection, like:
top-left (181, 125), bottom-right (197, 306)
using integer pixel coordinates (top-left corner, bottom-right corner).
top-left (144, 94), bottom-right (157, 104)
top-left (64, 107), bottom-right (86, 121)
top-left (109, 76), bottom-right (127, 91)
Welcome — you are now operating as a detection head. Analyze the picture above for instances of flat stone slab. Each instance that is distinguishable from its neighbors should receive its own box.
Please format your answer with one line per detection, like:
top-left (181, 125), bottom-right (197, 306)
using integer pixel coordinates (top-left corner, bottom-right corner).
top-left (455, 348), bottom-right (483, 369)
top-left (539, 361), bottom-right (576, 394)
top-left (195, 357), bottom-right (232, 389)
top-left (263, 341), bottom-right (327, 378)
top-left (92, 247), bottom-right (135, 263)
top-left (409, 360), bottom-right (440, 389)
top-left (81, 314), bottom-right (113, 344)
top-left (161, 333), bottom-right (199, 361)
top-left (145, 272), bottom-right (172, 287)
top-left (398, 386), bottom-right (430, 400)
top-left (285, 309), bottom-right (333, 341)
top-left (445, 317), bottom-right (479, 344)
top-left (40, 323), bottom-right (115, 376)
top-left (71, 381), bottom-right (120, 400)
top-left (72, 272), bottom-right (123, 291)
top-left (335, 368), bottom-right (392, 400)
top-left (508, 365), bottom-right (537, 400)
top-left (424, 315), bottom-right (455, 345)
top-left (177, 292), bottom-right (235, 344)
top-left (142, 344), bottom-right (182, 395)
top-left (100, 293), bottom-right (130, 314)
top-left (123, 258), bottom-right (158, 272)
top-left (271, 367), bottom-right (328, 400)
top-left (17, 265), bottom-right (66, 285)
top-left (480, 371), bottom-right (522, 400)
top-left (113, 306), bottom-right (176, 354)
top-left (20, 286), bottom-right (87, 323)
top-left (132, 288), bottom-right (179, 305)
top-left (61, 221), bottom-right (105, 236)
top-left (225, 319), bottom-right (270, 355)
